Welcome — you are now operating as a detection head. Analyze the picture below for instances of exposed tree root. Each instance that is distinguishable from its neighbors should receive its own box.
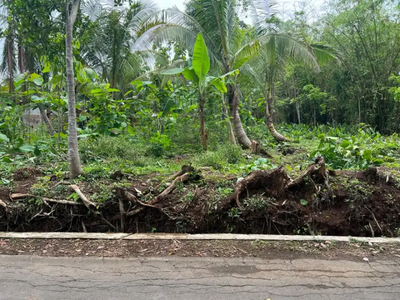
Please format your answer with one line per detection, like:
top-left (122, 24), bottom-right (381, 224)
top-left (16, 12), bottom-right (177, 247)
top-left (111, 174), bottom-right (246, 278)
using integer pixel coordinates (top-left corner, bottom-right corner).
top-left (0, 200), bottom-right (7, 211)
top-left (2, 161), bottom-right (400, 237)
top-left (70, 185), bottom-right (97, 210)
top-left (116, 166), bottom-right (193, 219)
top-left (10, 193), bottom-right (83, 206)
top-left (235, 156), bottom-right (332, 207)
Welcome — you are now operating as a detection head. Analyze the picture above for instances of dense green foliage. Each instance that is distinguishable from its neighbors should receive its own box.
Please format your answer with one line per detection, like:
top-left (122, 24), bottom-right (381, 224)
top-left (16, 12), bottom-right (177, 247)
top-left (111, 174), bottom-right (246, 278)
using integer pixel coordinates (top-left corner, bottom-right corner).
top-left (0, 0), bottom-right (400, 180)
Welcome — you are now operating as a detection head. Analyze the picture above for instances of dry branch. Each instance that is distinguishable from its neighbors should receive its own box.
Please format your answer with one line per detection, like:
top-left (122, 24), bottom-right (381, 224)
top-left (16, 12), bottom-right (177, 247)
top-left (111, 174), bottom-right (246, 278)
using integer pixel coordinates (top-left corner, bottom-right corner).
top-left (10, 193), bottom-right (83, 206)
top-left (70, 185), bottom-right (97, 210)
top-left (118, 172), bottom-right (190, 217)
top-left (155, 173), bottom-right (189, 202)
top-left (43, 198), bottom-right (83, 206)
top-left (10, 193), bottom-right (33, 200)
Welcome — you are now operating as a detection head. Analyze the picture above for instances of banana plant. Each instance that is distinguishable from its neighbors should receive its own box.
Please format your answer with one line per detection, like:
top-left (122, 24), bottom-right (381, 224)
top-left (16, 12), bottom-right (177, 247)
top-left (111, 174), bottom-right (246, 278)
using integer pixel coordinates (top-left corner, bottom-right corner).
top-left (162, 33), bottom-right (238, 150)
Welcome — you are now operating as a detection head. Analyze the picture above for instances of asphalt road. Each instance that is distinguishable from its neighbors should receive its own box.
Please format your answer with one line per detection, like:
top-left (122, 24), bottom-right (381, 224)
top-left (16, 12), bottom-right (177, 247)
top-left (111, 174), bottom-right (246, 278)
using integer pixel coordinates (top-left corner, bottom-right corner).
top-left (0, 255), bottom-right (399, 300)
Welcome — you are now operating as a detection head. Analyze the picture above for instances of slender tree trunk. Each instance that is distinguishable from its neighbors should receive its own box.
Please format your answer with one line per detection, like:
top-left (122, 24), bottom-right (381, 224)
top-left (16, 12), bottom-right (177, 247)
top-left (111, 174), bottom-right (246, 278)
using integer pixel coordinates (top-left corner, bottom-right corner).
top-left (39, 107), bottom-right (55, 136)
top-left (222, 94), bottom-right (236, 145)
top-left (66, 0), bottom-right (82, 178)
top-left (233, 108), bottom-right (252, 148)
top-left (6, 36), bottom-right (14, 94)
top-left (17, 46), bottom-right (26, 74)
top-left (296, 101), bottom-right (301, 124)
top-left (228, 84), bottom-right (252, 149)
top-left (266, 86), bottom-right (290, 143)
top-left (199, 95), bottom-right (207, 151)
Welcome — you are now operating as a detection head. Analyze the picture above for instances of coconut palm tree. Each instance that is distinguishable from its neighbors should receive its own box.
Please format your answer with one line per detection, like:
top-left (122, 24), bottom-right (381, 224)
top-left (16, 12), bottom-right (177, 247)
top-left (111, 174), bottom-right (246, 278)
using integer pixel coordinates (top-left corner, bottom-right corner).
top-left (0, 1), bottom-right (16, 94)
top-left (243, 35), bottom-right (325, 142)
top-left (81, 0), bottom-right (158, 98)
top-left (135, 0), bottom-right (263, 149)
top-left (136, 0), bottom-right (325, 146)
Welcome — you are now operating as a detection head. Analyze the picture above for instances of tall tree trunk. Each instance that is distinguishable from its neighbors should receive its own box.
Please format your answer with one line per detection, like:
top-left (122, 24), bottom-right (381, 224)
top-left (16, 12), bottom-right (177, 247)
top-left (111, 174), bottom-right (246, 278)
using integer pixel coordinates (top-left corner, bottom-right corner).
top-left (66, 0), bottom-right (82, 178)
top-left (17, 46), bottom-right (26, 74)
top-left (199, 96), bottom-right (207, 151)
top-left (228, 84), bottom-right (252, 149)
top-left (266, 87), bottom-right (290, 143)
top-left (39, 107), bottom-right (55, 136)
top-left (6, 36), bottom-right (15, 94)
top-left (17, 45), bottom-right (29, 104)
top-left (296, 100), bottom-right (301, 124)
top-left (222, 94), bottom-right (236, 145)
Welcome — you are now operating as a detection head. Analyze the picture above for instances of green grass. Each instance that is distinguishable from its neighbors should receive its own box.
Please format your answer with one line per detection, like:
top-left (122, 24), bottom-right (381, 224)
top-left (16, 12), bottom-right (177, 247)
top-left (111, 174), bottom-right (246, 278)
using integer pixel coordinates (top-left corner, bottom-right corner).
top-left (1, 123), bottom-right (400, 188)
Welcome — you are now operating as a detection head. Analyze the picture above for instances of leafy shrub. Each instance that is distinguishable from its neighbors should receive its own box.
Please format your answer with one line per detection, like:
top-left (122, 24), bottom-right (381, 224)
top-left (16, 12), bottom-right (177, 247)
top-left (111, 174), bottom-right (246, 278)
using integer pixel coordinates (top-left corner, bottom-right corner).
top-left (194, 144), bottom-right (244, 170)
top-left (146, 132), bottom-right (172, 157)
top-left (311, 130), bottom-right (388, 169)
top-left (242, 157), bottom-right (278, 172)
top-left (217, 144), bottom-right (244, 164)
top-left (195, 151), bottom-right (224, 170)
top-left (79, 135), bottom-right (142, 162)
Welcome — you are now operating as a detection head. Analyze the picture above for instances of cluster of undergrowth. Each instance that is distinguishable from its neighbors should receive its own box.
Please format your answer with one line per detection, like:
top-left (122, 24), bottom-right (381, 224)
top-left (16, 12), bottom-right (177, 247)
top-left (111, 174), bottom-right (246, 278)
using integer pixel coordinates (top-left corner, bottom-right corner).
top-left (1, 120), bottom-right (400, 237)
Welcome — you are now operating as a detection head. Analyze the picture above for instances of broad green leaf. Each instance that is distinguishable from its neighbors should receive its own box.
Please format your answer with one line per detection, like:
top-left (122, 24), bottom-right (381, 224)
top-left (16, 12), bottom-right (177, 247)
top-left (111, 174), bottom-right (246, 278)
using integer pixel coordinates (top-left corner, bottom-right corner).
top-left (210, 77), bottom-right (227, 93)
top-left (0, 133), bottom-right (9, 142)
top-left (161, 68), bottom-right (185, 75)
top-left (14, 73), bottom-right (27, 88)
top-left (300, 199), bottom-right (308, 206)
top-left (233, 56), bottom-right (250, 69)
top-left (42, 57), bottom-right (51, 73)
top-left (30, 73), bottom-right (44, 86)
top-left (127, 125), bottom-right (135, 135)
top-left (182, 68), bottom-right (199, 83)
top-left (19, 145), bottom-right (35, 153)
top-left (363, 149), bottom-right (372, 160)
top-left (192, 33), bottom-right (210, 85)
top-left (340, 140), bottom-right (351, 148)
top-left (3, 156), bottom-right (13, 163)
top-left (83, 67), bottom-right (99, 81)
top-left (31, 95), bottom-right (45, 102)
top-left (34, 146), bottom-right (41, 156)
top-left (90, 88), bottom-right (103, 94)
top-left (106, 88), bottom-right (120, 93)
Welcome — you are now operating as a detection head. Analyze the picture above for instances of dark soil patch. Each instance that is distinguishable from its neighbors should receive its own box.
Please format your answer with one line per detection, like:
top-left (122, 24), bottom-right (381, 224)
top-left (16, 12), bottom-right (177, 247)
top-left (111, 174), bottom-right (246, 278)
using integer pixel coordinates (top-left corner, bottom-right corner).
top-left (0, 165), bottom-right (400, 237)
top-left (1, 238), bottom-right (399, 261)
top-left (13, 167), bottom-right (42, 181)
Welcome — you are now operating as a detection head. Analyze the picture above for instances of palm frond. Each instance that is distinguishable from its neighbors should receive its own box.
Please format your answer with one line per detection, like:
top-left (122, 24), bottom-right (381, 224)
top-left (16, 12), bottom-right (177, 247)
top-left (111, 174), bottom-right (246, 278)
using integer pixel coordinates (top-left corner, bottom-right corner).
top-left (310, 43), bottom-right (341, 66)
top-left (246, 0), bottom-right (278, 31)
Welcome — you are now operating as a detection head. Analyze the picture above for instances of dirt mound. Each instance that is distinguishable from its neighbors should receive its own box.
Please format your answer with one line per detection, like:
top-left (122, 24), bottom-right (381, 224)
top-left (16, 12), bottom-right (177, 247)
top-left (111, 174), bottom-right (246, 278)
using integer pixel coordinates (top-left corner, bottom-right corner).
top-left (0, 164), bottom-right (399, 237)
top-left (13, 168), bottom-right (42, 181)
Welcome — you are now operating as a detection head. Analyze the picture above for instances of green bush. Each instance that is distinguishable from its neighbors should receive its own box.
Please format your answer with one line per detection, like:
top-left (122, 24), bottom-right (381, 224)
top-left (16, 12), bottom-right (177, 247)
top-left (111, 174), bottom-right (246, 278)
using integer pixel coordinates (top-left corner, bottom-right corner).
top-left (79, 135), bottom-right (142, 162)
top-left (193, 144), bottom-right (244, 170)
